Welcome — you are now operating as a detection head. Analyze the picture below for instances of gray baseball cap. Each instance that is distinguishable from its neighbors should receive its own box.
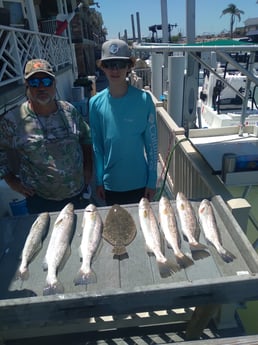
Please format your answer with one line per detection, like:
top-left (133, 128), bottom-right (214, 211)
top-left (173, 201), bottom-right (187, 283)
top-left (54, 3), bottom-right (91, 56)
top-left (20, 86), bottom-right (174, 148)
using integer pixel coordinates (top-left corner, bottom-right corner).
top-left (100, 39), bottom-right (132, 61)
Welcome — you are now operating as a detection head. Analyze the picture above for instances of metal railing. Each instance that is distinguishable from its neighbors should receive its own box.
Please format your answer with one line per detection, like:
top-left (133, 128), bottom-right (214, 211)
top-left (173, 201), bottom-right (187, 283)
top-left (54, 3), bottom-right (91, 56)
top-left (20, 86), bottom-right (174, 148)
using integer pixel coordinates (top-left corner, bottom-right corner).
top-left (0, 25), bottom-right (72, 88)
top-left (39, 19), bottom-right (56, 34)
top-left (133, 67), bottom-right (152, 89)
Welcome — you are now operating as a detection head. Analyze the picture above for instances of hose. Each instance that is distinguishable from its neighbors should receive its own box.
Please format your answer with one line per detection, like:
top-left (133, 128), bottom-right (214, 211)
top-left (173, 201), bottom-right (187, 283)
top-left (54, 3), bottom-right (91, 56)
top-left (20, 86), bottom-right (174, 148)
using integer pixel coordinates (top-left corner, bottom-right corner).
top-left (154, 137), bottom-right (188, 201)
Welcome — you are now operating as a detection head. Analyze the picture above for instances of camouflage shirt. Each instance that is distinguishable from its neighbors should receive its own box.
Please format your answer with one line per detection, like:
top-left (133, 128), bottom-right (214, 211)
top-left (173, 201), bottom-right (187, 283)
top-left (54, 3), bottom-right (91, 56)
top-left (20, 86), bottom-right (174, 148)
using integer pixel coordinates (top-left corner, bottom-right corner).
top-left (0, 100), bottom-right (92, 200)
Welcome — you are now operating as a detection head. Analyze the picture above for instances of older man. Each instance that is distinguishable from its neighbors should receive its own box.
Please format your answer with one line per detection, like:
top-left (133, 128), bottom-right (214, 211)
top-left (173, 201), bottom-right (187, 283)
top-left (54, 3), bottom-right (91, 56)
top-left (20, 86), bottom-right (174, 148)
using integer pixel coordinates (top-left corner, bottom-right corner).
top-left (0, 59), bottom-right (93, 213)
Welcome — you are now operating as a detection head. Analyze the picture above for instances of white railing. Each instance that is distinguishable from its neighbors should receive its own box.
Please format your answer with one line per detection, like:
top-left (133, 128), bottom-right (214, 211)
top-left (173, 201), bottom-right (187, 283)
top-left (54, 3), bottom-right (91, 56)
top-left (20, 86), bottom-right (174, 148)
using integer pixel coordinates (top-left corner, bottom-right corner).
top-left (39, 19), bottom-right (56, 35)
top-left (154, 100), bottom-right (251, 232)
top-left (0, 25), bottom-right (72, 88)
top-left (133, 67), bottom-right (152, 89)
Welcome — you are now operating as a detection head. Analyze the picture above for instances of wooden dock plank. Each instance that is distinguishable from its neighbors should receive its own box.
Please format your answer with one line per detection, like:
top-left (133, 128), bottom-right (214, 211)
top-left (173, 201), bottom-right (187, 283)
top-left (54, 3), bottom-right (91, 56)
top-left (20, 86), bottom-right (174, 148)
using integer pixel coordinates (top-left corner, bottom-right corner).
top-left (172, 334), bottom-right (258, 344)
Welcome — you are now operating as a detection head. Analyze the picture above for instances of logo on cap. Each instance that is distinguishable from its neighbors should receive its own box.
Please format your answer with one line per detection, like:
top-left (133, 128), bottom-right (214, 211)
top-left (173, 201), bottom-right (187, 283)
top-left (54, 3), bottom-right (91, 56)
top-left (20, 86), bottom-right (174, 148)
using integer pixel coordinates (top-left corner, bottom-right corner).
top-left (109, 44), bottom-right (119, 55)
top-left (33, 61), bottom-right (46, 69)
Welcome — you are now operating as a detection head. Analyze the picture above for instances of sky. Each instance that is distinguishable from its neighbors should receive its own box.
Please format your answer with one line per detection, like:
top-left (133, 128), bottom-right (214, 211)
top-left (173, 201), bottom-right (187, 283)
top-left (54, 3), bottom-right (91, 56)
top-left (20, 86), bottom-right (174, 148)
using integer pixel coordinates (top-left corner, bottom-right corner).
top-left (96, 0), bottom-right (258, 39)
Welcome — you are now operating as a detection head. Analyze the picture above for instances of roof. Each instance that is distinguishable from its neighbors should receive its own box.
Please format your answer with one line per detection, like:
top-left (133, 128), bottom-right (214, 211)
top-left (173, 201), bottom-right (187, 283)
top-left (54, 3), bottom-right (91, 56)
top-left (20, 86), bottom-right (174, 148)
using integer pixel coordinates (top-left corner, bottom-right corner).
top-left (192, 39), bottom-right (252, 46)
top-left (244, 18), bottom-right (258, 26)
top-left (246, 30), bottom-right (258, 37)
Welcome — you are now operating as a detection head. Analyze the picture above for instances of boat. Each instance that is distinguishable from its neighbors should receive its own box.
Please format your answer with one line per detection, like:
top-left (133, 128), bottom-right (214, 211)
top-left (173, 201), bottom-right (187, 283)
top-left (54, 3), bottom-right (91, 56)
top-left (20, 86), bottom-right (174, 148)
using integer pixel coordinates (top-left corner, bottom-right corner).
top-left (199, 46), bottom-right (258, 129)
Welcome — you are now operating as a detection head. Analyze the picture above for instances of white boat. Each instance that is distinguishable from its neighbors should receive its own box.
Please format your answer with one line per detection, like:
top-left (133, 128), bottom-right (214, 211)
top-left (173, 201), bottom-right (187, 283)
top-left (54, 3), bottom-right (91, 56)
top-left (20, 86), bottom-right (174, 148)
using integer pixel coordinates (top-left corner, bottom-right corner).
top-left (199, 52), bottom-right (258, 129)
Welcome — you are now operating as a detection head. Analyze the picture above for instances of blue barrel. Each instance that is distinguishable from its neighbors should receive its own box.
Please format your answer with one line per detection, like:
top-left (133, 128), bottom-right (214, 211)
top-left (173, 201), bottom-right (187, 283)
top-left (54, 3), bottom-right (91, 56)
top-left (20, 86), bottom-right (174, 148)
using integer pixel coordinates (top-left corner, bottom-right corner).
top-left (9, 199), bottom-right (28, 216)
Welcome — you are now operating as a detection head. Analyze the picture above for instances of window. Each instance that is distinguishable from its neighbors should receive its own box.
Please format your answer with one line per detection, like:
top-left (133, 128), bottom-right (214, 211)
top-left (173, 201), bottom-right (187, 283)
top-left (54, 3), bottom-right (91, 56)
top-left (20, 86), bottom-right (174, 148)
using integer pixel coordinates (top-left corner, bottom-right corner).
top-left (3, 0), bottom-right (25, 27)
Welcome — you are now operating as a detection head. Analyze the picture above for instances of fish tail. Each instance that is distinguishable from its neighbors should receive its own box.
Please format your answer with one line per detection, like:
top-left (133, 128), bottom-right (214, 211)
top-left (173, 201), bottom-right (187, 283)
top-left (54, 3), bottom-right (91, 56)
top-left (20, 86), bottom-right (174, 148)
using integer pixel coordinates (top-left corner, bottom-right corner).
top-left (43, 280), bottom-right (64, 296)
top-left (219, 249), bottom-right (236, 263)
top-left (190, 243), bottom-right (210, 260)
top-left (112, 245), bottom-right (127, 256)
top-left (73, 269), bottom-right (97, 286)
top-left (175, 254), bottom-right (194, 268)
top-left (157, 259), bottom-right (180, 278)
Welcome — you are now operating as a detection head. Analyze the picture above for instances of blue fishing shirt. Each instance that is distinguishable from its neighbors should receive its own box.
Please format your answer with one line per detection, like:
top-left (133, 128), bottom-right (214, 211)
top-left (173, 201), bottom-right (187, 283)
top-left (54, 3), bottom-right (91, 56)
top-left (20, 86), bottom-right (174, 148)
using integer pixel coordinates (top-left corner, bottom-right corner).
top-left (89, 85), bottom-right (158, 192)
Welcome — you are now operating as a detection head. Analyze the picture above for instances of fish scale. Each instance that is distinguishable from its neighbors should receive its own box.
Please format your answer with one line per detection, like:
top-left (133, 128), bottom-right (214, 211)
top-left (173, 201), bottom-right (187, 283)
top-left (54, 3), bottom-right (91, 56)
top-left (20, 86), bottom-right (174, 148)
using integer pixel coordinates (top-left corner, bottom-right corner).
top-left (198, 199), bottom-right (236, 263)
top-left (42, 202), bottom-right (75, 296)
top-left (176, 192), bottom-right (210, 261)
top-left (159, 196), bottom-right (194, 269)
top-left (16, 212), bottom-right (50, 281)
top-left (138, 197), bottom-right (180, 278)
top-left (74, 203), bottom-right (103, 286)
top-left (103, 204), bottom-right (137, 257)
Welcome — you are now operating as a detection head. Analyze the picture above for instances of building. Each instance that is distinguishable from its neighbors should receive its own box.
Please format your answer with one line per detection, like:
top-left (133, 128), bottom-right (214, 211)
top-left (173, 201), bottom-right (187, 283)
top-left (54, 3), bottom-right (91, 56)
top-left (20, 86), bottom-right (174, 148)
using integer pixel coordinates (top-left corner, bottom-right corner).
top-left (244, 17), bottom-right (258, 42)
top-left (0, 0), bottom-right (105, 113)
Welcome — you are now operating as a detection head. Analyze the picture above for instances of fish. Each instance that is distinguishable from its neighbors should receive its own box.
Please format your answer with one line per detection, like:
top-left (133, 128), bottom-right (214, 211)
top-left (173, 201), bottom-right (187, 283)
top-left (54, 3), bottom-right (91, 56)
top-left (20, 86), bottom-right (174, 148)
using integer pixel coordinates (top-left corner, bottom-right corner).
top-left (42, 203), bottom-right (75, 296)
top-left (16, 212), bottom-right (50, 280)
top-left (198, 199), bottom-right (236, 263)
top-left (176, 192), bottom-right (210, 260)
top-left (138, 197), bottom-right (180, 278)
top-left (159, 196), bottom-right (194, 268)
top-left (74, 204), bottom-right (103, 286)
top-left (103, 204), bottom-right (137, 258)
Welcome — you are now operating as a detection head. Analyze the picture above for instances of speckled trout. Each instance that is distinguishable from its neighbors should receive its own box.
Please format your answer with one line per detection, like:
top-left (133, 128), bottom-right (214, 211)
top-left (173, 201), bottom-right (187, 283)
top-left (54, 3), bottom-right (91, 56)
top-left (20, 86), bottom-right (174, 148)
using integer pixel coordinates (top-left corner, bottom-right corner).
top-left (139, 197), bottom-right (180, 278)
top-left (16, 212), bottom-right (50, 280)
top-left (198, 199), bottom-right (236, 263)
top-left (159, 196), bottom-right (194, 268)
top-left (74, 204), bottom-right (103, 285)
top-left (176, 192), bottom-right (210, 260)
top-left (43, 203), bottom-right (75, 295)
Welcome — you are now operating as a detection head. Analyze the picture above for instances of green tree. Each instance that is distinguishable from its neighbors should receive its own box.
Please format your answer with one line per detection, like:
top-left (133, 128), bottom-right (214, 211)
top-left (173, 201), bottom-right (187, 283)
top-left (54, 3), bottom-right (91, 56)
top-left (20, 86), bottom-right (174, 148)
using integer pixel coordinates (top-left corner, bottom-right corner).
top-left (220, 3), bottom-right (244, 38)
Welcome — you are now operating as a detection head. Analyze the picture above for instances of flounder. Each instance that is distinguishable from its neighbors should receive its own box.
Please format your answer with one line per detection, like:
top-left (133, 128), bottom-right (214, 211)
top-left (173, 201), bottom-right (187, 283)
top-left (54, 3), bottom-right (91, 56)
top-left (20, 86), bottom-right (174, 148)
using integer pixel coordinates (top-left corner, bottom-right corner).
top-left (103, 204), bottom-right (137, 258)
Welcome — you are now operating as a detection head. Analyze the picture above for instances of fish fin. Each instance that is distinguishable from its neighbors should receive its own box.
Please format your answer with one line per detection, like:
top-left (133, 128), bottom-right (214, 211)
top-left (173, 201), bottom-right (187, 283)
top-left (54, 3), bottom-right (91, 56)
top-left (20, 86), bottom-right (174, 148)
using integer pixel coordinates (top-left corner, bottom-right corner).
top-left (175, 254), bottom-right (194, 268)
top-left (157, 259), bottom-right (180, 278)
top-left (219, 249), bottom-right (236, 263)
top-left (191, 249), bottom-right (210, 261)
top-left (16, 267), bottom-right (29, 281)
top-left (43, 281), bottom-right (64, 296)
top-left (73, 269), bottom-right (97, 285)
top-left (78, 246), bottom-right (83, 262)
top-left (112, 245), bottom-right (127, 256)
top-left (159, 234), bottom-right (165, 254)
top-left (145, 243), bottom-right (154, 255)
top-left (190, 242), bottom-right (209, 251)
top-left (42, 259), bottom-right (48, 271)
top-left (189, 241), bottom-right (210, 260)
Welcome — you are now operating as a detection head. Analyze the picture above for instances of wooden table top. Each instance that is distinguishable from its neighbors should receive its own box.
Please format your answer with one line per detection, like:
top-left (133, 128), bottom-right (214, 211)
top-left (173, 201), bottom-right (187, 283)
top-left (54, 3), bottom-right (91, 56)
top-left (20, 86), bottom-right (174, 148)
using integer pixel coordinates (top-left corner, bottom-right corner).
top-left (1, 195), bottom-right (258, 334)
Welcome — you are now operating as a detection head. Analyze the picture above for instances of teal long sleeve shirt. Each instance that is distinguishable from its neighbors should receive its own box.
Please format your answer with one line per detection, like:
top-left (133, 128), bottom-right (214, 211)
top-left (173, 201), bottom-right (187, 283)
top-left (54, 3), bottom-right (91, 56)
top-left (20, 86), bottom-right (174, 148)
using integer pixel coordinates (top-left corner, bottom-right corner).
top-left (89, 85), bottom-right (158, 192)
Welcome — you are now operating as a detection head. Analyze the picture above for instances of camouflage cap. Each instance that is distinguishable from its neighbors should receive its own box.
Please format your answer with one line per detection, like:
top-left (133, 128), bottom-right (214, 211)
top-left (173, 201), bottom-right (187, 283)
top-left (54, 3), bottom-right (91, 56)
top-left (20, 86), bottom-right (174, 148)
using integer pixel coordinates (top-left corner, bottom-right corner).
top-left (24, 59), bottom-right (55, 79)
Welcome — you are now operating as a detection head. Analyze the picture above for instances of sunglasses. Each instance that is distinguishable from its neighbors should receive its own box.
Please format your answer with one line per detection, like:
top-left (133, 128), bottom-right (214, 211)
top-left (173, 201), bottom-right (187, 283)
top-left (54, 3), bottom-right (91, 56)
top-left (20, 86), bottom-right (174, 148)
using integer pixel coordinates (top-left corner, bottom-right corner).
top-left (27, 77), bottom-right (54, 88)
top-left (102, 60), bottom-right (129, 70)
